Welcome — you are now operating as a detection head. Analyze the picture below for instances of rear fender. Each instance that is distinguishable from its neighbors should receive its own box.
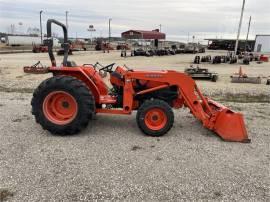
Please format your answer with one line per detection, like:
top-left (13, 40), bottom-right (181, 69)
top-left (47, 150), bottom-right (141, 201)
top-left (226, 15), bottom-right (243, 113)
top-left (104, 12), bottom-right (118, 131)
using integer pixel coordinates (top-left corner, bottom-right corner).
top-left (50, 68), bottom-right (101, 103)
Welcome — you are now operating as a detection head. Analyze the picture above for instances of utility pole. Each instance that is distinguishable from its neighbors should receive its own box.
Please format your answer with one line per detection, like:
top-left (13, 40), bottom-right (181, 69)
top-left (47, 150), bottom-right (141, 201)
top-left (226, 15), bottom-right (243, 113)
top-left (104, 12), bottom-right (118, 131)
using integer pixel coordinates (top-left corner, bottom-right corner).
top-left (65, 11), bottom-right (69, 32)
top-left (234, 0), bottom-right (246, 55)
top-left (244, 16), bottom-right (252, 52)
top-left (159, 24), bottom-right (162, 32)
top-left (18, 22), bottom-right (23, 34)
top-left (40, 10), bottom-right (43, 43)
top-left (108, 18), bottom-right (112, 43)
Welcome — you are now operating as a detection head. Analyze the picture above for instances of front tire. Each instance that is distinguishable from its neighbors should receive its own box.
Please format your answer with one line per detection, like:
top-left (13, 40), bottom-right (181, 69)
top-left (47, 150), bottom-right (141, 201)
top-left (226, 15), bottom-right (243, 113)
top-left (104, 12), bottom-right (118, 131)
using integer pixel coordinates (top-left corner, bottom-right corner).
top-left (31, 76), bottom-right (95, 135)
top-left (136, 99), bottom-right (174, 137)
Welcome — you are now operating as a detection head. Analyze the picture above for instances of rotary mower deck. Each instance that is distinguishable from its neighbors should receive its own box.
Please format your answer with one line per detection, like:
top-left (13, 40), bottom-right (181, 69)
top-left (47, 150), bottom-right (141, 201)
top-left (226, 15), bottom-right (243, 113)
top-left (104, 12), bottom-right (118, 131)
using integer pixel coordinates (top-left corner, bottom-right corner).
top-left (184, 66), bottom-right (218, 82)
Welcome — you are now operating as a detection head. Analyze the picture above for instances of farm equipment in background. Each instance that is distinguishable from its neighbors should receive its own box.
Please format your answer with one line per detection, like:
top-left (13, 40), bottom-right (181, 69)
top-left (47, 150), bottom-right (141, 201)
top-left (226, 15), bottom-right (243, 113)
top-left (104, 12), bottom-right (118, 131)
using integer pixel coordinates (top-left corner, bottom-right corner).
top-left (132, 48), bottom-right (147, 56)
top-left (185, 66), bottom-right (218, 82)
top-left (117, 43), bottom-right (130, 50)
top-left (229, 56), bottom-right (238, 64)
top-left (197, 53), bottom-right (238, 65)
top-left (130, 48), bottom-right (178, 57)
top-left (237, 52), bottom-right (257, 65)
top-left (231, 67), bottom-right (261, 84)
top-left (184, 43), bottom-right (199, 53)
top-left (32, 44), bottom-right (48, 53)
top-left (212, 56), bottom-right (230, 64)
top-left (194, 56), bottom-right (200, 64)
top-left (95, 40), bottom-right (114, 52)
top-left (201, 55), bottom-right (212, 63)
top-left (57, 40), bottom-right (86, 55)
top-left (259, 55), bottom-right (269, 62)
top-left (57, 48), bottom-right (73, 55)
top-left (23, 19), bottom-right (250, 143)
top-left (155, 49), bottom-right (169, 56)
top-left (242, 56), bottom-right (250, 65)
top-left (71, 40), bottom-right (87, 51)
top-left (183, 43), bottom-right (205, 54)
top-left (119, 43), bottom-right (130, 57)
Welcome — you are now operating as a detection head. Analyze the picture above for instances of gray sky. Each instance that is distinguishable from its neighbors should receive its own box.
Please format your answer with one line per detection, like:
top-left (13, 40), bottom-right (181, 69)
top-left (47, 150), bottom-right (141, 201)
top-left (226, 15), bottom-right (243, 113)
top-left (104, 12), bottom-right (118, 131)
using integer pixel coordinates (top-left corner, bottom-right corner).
top-left (0, 0), bottom-right (269, 42)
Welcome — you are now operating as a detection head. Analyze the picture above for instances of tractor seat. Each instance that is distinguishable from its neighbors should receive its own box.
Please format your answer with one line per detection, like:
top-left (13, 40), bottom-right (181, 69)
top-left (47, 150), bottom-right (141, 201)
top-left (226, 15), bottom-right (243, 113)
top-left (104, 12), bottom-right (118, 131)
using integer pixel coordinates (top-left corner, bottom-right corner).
top-left (111, 71), bottom-right (124, 81)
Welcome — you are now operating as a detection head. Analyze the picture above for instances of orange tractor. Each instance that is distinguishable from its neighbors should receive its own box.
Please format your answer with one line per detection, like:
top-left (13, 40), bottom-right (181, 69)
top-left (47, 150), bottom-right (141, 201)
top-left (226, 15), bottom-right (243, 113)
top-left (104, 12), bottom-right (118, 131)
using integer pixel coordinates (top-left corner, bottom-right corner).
top-left (24, 20), bottom-right (250, 143)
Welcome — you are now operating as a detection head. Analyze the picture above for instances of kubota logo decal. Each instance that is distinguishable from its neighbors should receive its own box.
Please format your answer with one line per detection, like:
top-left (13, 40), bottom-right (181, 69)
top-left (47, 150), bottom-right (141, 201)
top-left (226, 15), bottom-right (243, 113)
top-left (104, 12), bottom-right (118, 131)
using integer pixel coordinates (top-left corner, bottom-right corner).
top-left (145, 74), bottom-right (163, 78)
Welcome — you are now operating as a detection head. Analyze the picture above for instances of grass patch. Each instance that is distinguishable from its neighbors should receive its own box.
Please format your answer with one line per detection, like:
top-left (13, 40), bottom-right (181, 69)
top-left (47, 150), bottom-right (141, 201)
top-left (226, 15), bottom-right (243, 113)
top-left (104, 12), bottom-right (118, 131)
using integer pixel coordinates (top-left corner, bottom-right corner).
top-left (0, 86), bottom-right (34, 93)
top-left (210, 93), bottom-right (270, 103)
top-left (156, 156), bottom-right (162, 161)
top-left (131, 145), bottom-right (142, 151)
top-left (12, 118), bottom-right (22, 123)
top-left (257, 110), bottom-right (270, 116)
top-left (213, 191), bottom-right (222, 198)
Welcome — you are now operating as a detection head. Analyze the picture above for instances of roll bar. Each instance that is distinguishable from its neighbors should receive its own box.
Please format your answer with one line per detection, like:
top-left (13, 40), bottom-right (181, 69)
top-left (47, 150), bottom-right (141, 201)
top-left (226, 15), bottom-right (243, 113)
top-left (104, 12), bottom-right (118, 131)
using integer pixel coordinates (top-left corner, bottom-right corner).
top-left (44, 19), bottom-right (69, 66)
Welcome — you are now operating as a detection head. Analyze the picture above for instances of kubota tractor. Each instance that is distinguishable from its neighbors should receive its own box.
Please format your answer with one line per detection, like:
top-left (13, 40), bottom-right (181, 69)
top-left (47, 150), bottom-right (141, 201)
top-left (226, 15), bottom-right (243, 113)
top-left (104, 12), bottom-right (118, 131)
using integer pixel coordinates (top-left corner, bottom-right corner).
top-left (24, 19), bottom-right (250, 143)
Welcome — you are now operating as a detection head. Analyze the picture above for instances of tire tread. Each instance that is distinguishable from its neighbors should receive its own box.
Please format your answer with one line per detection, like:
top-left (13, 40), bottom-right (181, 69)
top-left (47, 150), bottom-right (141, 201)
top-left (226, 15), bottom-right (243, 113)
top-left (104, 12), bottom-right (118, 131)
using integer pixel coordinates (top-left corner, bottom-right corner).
top-left (31, 76), bottom-right (95, 135)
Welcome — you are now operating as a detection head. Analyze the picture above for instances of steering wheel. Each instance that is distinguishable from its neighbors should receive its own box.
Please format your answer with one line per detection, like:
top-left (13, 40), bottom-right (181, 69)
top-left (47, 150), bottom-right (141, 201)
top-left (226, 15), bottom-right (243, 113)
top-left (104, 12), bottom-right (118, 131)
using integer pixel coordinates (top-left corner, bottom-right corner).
top-left (99, 63), bottom-right (115, 73)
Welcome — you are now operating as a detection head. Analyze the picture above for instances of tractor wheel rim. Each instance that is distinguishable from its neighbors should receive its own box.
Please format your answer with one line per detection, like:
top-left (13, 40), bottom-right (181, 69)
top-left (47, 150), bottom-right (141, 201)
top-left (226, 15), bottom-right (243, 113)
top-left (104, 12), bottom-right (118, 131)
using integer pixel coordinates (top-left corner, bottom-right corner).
top-left (43, 91), bottom-right (78, 125)
top-left (145, 108), bottom-right (167, 130)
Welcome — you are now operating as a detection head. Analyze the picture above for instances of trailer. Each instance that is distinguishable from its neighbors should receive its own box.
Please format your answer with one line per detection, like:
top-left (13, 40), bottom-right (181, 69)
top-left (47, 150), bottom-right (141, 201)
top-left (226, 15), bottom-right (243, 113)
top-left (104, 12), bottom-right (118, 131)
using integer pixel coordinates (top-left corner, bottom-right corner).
top-left (6, 36), bottom-right (60, 47)
top-left (6, 36), bottom-right (41, 46)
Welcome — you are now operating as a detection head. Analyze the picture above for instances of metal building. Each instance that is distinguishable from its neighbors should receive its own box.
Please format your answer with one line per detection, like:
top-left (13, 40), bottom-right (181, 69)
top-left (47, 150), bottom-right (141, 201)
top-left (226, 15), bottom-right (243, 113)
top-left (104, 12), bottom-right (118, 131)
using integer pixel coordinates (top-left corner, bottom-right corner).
top-left (254, 35), bottom-right (270, 53)
top-left (205, 38), bottom-right (255, 51)
top-left (121, 30), bottom-right (166, 40)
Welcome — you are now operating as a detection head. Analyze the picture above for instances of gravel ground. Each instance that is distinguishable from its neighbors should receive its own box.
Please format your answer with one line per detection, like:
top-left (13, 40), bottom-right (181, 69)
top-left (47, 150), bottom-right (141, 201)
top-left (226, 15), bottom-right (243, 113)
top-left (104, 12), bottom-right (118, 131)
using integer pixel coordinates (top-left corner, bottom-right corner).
top-left (0, 92), bottom-right (269, 201)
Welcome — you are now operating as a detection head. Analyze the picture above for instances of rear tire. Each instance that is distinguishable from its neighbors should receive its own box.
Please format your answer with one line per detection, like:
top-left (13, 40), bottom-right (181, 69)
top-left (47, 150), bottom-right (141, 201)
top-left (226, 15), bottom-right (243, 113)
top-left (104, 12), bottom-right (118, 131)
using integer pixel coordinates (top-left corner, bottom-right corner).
top-left (31, 76), bottom-right (95, 135)
top-left (136, 99), bottom-right (174, 137)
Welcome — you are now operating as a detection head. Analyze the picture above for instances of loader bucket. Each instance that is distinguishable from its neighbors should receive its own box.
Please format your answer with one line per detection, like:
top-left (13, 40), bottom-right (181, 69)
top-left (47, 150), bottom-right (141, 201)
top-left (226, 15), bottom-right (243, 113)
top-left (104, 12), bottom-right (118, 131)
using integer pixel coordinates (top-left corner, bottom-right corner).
top-left (213, 109), bottom-right (250, 143)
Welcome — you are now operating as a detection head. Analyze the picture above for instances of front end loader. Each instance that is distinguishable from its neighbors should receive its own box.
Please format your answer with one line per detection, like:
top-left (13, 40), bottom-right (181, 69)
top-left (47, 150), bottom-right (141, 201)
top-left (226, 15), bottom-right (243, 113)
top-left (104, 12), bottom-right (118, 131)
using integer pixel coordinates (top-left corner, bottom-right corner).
top-left (24, 19), bottom-right (250, 143)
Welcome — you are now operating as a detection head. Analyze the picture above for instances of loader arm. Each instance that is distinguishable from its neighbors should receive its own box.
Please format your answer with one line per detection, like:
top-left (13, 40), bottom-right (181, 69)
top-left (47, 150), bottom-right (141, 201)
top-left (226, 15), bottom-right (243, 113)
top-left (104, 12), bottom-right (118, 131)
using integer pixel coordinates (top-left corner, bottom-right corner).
top-left (125, 70), bottom-right (250, 143)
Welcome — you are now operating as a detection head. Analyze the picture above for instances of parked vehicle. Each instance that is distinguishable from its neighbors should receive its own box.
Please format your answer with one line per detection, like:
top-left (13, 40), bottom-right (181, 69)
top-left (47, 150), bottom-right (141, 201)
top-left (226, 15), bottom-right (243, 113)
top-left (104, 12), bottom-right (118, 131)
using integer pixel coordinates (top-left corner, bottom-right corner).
top-left (6, 35), bottom-right (60, 47)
